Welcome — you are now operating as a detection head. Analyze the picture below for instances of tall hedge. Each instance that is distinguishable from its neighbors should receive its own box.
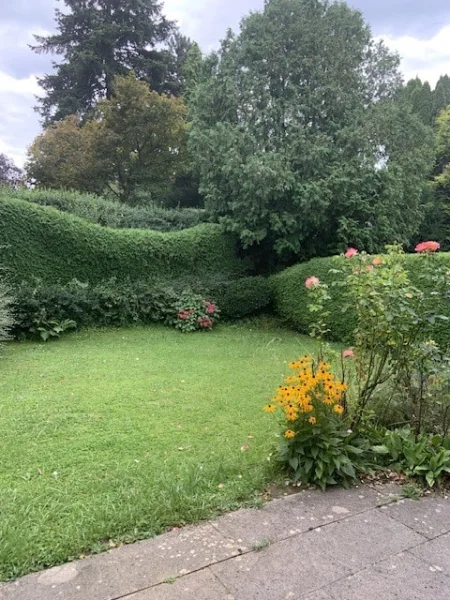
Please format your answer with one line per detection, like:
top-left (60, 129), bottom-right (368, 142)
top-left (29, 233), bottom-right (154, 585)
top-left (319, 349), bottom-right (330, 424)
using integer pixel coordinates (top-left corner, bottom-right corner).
top-left (0, 197), bottom-right (244, 284)
top-left (271, 254), bottom-right (450, 346)
top-left (2, 186), bottom-right (207, 231)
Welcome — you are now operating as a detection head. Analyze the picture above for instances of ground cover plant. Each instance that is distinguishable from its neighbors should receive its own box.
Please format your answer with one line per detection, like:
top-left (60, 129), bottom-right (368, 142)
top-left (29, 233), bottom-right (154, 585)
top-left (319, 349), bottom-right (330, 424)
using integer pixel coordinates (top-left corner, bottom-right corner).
top-left (0, 323), bottom-right (319, 580)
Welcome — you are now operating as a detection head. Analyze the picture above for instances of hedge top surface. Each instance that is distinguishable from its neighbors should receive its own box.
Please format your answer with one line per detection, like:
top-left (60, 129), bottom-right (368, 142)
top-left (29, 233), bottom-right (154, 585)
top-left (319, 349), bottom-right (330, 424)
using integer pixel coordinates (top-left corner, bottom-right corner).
top-left (0, 196), bottom-right (244, 284)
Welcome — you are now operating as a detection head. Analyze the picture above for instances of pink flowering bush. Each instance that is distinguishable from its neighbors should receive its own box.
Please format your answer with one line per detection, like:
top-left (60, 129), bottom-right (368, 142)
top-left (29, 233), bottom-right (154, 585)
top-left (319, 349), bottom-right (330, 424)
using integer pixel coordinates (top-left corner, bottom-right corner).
top-left (332, 244), bottom-right (450, 433)
top-left (170, 292), bottom-right (220, 332)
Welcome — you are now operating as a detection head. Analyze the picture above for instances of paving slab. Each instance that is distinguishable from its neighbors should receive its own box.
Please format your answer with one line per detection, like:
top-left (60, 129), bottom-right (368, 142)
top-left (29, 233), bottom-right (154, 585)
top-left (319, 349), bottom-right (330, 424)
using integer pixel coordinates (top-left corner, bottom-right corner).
top-left (210, 530), bottom-right (352, 600)
top-left (0, 523), bottom-right (241, 600)
top-left (309, 509), bottom-right (425, 571)
top-left (211, 485), bottom-right (386, 549)
top-left (320, 551), bottom-right (450, 600)
top-left (379, 496), bottom-right (450, 539)
top-left (125, 569), bottom-right (231, 600)
top-left (409, 533), bottom-right (450, 576)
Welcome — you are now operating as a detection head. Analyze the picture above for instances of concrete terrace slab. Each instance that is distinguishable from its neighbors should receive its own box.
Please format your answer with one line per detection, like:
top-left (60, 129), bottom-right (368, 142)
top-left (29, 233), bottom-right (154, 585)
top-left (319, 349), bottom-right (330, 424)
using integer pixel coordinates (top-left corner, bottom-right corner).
top-left (210, 532), bottom-right (352, 600)
top-left (211, 485), bottom-right (388, 549)
top-left (379, 496), bottom-right (450, 539)
top-left (1, 485), bottom-right (450, 600)
top-left (125, 570), bottom-right (230, 600)
top-left (320, 551), bottom-right (450, 600)
top-left (409, 532), bottom-right (450, 576)
top-left (0, 523), bottom-right (242, 600)
top-left (309, 510), bottom-right (425, 571)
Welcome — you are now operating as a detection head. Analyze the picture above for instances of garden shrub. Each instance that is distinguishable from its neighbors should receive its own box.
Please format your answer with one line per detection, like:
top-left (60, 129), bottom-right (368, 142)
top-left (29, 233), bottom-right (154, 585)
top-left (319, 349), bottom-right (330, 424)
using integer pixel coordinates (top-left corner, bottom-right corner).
top-left (206, 276), bottom-right (273, 319)
top-left (2, 186), bottom-right (207, 231)
top-left (271, 252), bottom-right (450, 346)
top-left (13, 279), bottom-right (224, 339)
top-left (0, 197), bottom-right (244, 285)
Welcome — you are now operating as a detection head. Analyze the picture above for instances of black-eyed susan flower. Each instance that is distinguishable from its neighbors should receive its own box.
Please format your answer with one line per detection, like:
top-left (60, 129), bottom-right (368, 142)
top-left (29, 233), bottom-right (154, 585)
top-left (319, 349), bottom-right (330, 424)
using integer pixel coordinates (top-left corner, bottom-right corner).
top-left (284, 429), bottom-right (296, 439)
top-left (264, 404), bottom-right (276, 413)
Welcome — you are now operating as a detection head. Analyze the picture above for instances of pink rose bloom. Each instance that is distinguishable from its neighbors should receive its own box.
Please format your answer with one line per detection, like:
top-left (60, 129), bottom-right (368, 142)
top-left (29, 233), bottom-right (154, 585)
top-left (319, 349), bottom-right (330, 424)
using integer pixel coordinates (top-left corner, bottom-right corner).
top-left (415, 241), bottom-right (440, 253)
top-left (342, 349), bottom-right (355, 359)
top-left (207, 304), bottom-right (215, 314)
top-left (345, 247), bottom-right (358, 258)
top-left (305, 276), bottom-right (320, 289)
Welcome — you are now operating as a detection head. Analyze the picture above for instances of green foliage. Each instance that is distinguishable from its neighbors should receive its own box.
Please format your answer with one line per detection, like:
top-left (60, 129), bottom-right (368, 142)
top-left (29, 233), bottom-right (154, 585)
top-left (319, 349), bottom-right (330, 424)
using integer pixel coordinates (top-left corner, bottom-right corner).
top-left (268, 356), bottom-right (364, 490)
top-left (396, 78), bottom-right (434, 125)
top-left (207, 276), bottom-right (273, 320)
top-left (373, 429), bottom-right (450, 488)
top-left (167, 292), bottom-right (219, 332)
top-left (95, 75), bottom-right (188, 203)
top-left (0, 196), bottom-right (243, 285)
top-left (6, 187), bottom-right (207, 231)
top-left (271, 252), bottom-right (450, 347)
top-left (278, 426), bottom-right (364, 491)
top-left (26, 116), bottom-right (106, 194)
top-left (32, 0), bottom-right (182, 123)
top-left (0, 276), bottom-right (14, 348)
top-left (29, 317), bottom-right (77, 342)
top-left (26, 75), bottom-right (189, 205)
top-left (189, 0), bottom-right (433, 263)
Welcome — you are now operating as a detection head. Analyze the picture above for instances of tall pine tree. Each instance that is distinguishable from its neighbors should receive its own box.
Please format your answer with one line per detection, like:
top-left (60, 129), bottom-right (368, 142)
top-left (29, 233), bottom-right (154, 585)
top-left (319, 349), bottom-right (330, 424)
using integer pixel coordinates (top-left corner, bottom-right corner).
top-left (33, 0), bottom-right (183, 123)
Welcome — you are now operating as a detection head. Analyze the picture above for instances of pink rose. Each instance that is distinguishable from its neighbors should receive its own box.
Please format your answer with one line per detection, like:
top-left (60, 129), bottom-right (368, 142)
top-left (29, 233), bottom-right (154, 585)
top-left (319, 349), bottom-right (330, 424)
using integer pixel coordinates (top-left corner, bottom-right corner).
top-left (207, 304), bottom-right (215, 314)
top-left (415, 241), bottom-right (440, 253)
top-left (345, 247), bottom-right (358, 258)
top-left (342, 349), bottom-right (354, 359)
top-left (305, 276), bottom-right (320, 289)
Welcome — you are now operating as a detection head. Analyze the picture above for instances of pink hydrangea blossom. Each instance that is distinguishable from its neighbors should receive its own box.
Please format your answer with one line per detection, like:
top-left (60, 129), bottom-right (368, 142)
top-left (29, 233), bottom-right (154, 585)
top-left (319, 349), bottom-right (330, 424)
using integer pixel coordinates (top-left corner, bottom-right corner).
top-left (345, 247), bottom-right (358, 258)
top-left (415, 241), bottom-right (440, 253)
top-left (305, 276), bottom-right (320, 289)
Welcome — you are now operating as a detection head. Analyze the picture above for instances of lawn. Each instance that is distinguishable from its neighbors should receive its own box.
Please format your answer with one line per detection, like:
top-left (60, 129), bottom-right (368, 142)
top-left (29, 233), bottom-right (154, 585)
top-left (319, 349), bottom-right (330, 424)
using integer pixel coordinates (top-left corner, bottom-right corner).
top-left (0, 323), bottom-right (318, 580)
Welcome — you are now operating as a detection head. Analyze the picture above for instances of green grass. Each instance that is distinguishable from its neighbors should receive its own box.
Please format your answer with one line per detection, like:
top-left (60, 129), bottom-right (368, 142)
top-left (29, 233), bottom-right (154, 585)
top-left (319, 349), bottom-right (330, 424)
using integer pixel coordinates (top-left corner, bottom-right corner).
top-left (0, 323), bottom-right (318, 580)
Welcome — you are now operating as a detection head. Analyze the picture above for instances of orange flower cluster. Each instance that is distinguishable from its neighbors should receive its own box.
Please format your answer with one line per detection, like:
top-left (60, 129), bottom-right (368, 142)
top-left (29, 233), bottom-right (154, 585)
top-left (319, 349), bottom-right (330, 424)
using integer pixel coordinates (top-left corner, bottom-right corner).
top-left (264, 356), bottom-right (346, 426)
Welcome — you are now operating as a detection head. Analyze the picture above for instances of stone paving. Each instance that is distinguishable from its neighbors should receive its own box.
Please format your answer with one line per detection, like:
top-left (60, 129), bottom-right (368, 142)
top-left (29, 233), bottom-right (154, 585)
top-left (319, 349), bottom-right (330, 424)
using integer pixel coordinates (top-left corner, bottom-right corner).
top-left (1, 484), bottom-right (450, 600)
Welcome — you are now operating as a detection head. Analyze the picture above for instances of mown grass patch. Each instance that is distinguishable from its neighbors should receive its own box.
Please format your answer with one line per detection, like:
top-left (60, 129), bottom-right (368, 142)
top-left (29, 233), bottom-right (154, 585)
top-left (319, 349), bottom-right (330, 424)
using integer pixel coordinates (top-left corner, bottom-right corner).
top-left (0, 323), bottom-right (318, 580)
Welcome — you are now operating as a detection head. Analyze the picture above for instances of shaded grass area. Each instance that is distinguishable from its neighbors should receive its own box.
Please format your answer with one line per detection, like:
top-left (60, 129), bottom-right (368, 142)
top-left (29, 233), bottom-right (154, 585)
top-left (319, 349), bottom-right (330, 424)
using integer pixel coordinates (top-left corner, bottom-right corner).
top-left (0, 323), bottom-right (318, 580)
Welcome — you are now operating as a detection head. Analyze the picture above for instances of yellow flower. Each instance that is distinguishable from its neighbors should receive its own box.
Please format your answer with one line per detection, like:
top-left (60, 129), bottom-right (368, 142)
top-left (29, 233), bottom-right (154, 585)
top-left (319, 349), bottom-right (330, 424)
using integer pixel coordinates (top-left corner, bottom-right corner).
top-left (284, 429), bottom-right (296, 439)
top-left (264, 404), bottom-right (276, 413)
top-left (308, 416), bottom-right (317, 425)
top-left (333, 404), bottom-right (344, 415)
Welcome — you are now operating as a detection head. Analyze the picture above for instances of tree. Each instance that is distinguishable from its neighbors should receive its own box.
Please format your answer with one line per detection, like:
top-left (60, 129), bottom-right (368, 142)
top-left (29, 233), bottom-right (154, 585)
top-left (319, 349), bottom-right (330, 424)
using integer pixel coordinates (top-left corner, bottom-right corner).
top-left (32, 0), bottom-right (178, 123)
top-left (189, 0), bottom-right (433, 264)
top-left (0, 154), bottom-right (22, 186)
top-left (26, 75), bottom-right (188, 204)
top-left (26, 115), bottom-right (107, 193)
top-left (97, 75), bottom-right (187, 203)
top-left (433, 75), bottom-right (450, 121)
top-left (396, 78), bottom-right (434, 125)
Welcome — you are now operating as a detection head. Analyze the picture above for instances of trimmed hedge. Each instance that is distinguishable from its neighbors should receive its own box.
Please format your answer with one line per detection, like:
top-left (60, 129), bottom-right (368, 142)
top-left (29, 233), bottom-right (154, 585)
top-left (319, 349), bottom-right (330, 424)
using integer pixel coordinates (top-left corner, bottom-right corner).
top-left (2, 187), bottom-right (207, 231)
top-left (0, 197), bottom-right (244, 285)
top-left (271, 254), bottom-right (450, 346)
top-left (208, 276), bottom-right (273, 319)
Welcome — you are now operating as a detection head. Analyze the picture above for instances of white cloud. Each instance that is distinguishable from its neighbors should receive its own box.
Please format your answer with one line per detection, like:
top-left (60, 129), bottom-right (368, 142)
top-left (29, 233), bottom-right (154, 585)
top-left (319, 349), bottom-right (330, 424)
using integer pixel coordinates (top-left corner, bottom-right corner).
top-left (0, 73), bottom-right (41, 167)
top-left (380, 25), bottom-right (450, 87)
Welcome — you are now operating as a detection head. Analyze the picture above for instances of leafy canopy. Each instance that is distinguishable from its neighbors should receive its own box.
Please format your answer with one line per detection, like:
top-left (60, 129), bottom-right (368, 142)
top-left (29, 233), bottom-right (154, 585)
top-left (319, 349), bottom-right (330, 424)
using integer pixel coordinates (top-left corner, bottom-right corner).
top-left (27, 75), bottom-right (188, 204)
top-left (189, 0), bottom-right (434, 263)
top-left (33, 0), bottom-right (191, 123)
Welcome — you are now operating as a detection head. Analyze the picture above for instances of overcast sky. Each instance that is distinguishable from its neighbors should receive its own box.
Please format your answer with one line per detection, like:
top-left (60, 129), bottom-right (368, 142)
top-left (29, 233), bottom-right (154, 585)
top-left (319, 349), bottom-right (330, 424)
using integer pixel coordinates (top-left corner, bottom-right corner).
top-left (1, 0), bottom-right (450, 167)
